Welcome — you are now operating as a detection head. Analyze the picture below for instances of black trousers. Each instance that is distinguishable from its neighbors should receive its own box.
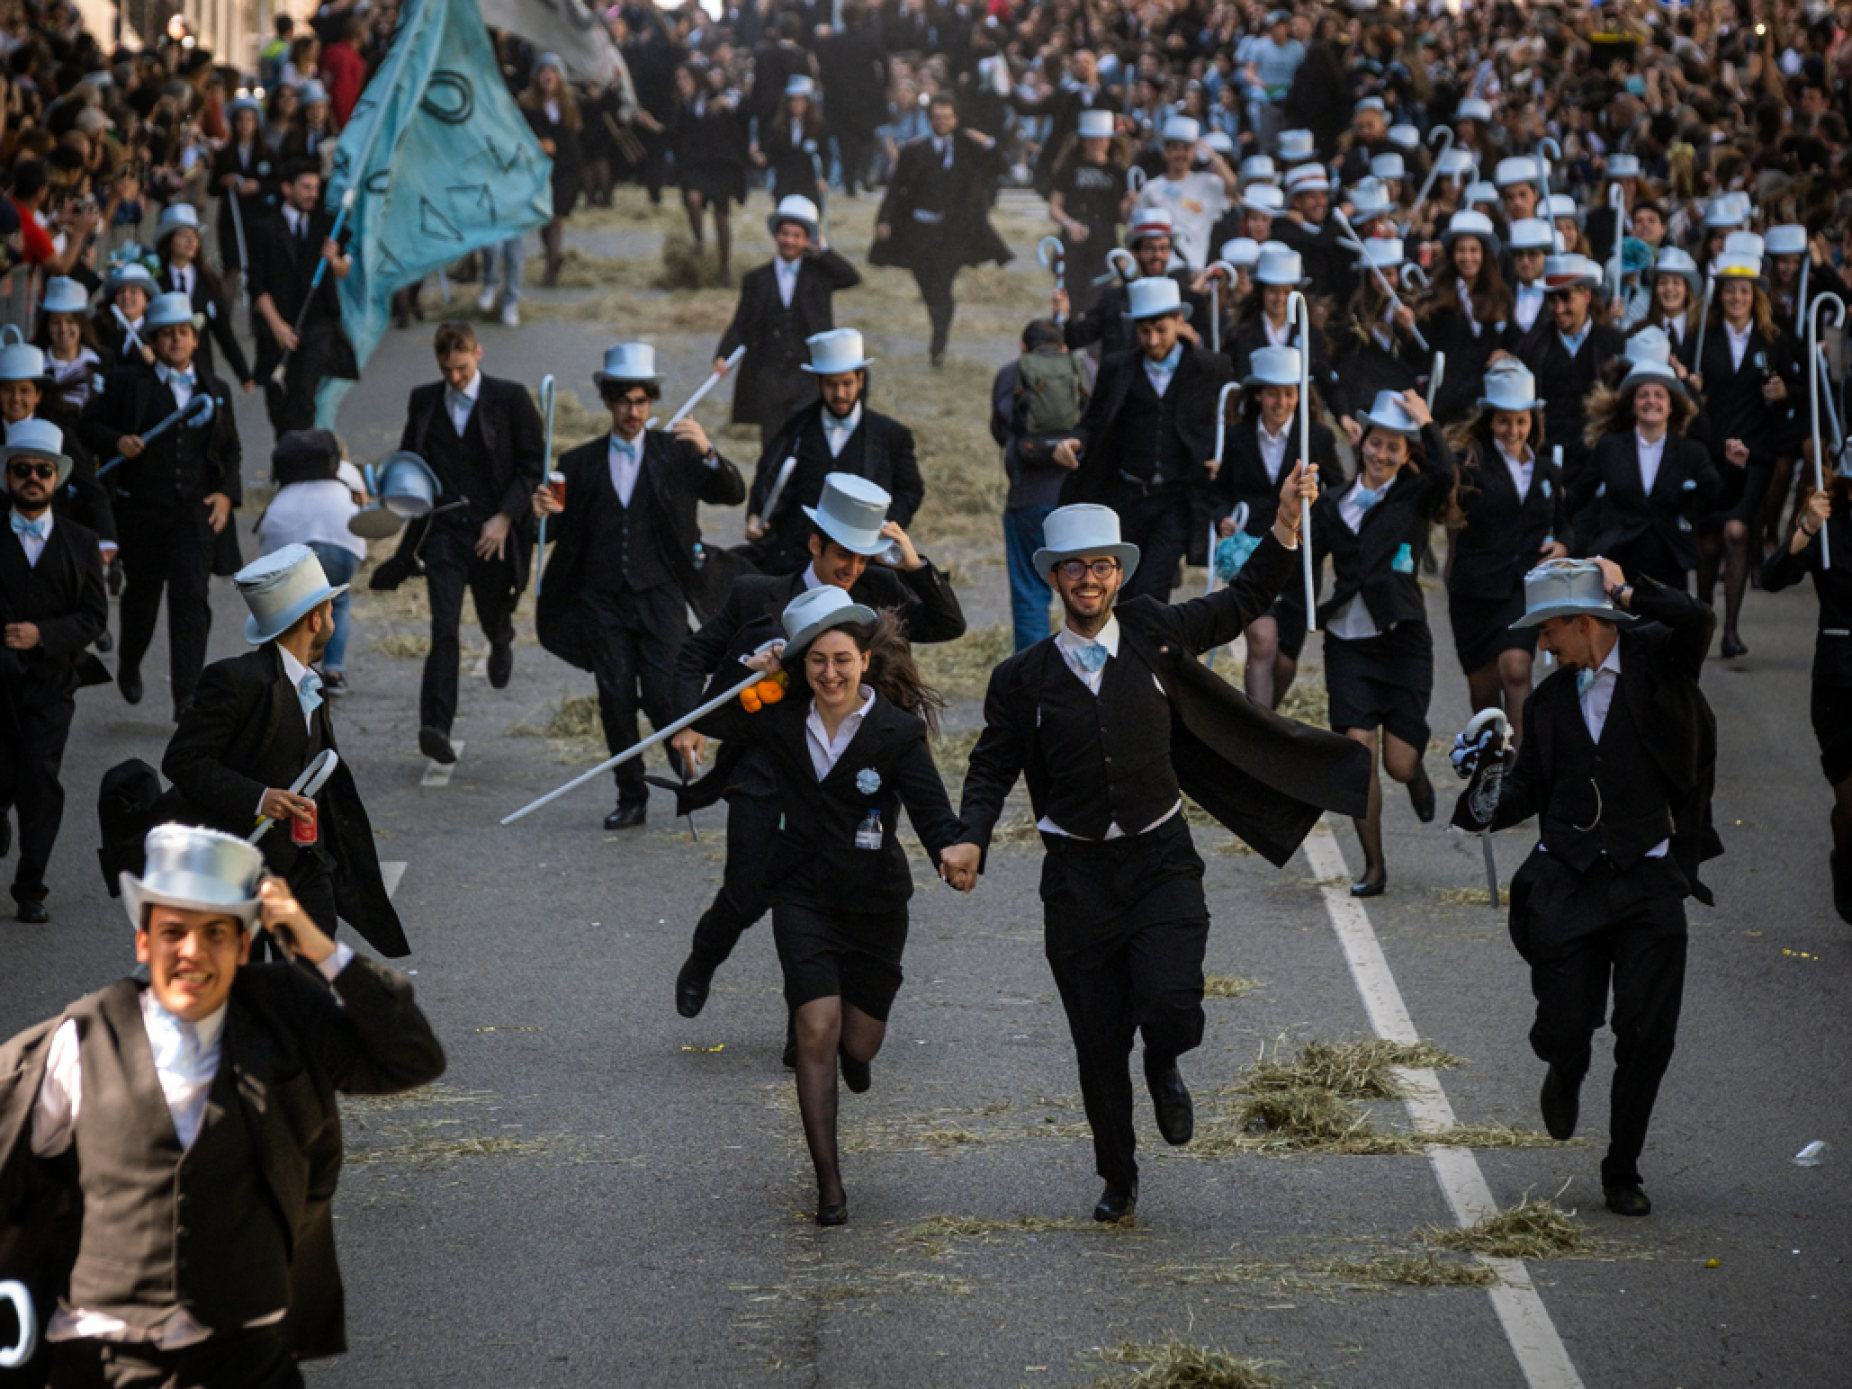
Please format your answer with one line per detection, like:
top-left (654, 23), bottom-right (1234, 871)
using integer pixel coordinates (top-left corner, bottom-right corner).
top-left (584, 587), bottom-right (685, 808)
top-left (911, 258), bottom-right (960, 359)
top-left (3, 688), bottom-right (74, 907)
top-left (117, 506), bottom-right (214, 710)
top-left (262, 323), bottom-right (338, 435)
top-left (691, 778), bottom-right (781, 962)
top-left (50, 1329), bottom-right (302, 1389)
top-left (1108, 484), bottom-right (1193, 604)
top-left (1527, 908), bottom-right (1688, 1189)
top-left (837, 128), bottom-right (877, 196)
top-left (1041, 817), bottom-right (1210, 1191)
top-left (420, 523), bottom-right (518, 733)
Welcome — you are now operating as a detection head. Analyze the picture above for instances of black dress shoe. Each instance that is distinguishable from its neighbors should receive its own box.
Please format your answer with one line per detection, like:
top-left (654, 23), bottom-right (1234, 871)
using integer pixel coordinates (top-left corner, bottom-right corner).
top-left (321, 670), bottom-right (348, 698)
top-left (1603, 1183), bottom-right (1652, 1217)
top-left (95, 630), bottom-right (112, 652)
top-left (676, 951), bottom-right (718, 1018)
top-left (603, 803), bottom-right (647, 830)
top-left (1408, 766), bottom-right (1437, 824)
top-left (1540, 1066), bottom-right (1581, 1141)
top-left (1720, 635), bottom-right (1749, 660)
top-left (17, 901), bottom-right (48, 924)
top-left (1144, 1056), bottom-right (1193, 1146)
top-left (1093, 1181), bottom-right (1138, 1223)
top-left (840, 1052), bottom-right (872, 1094)
top-left (1350, 870), bottom-right (1387, 899)
top-left (419, 726), bottom-right (458, 764)
top-left (119, 669), bottom-right (142, 704)
top-left (488, 639), bottom-right (513, 689)
top-left (816, 1199), bottom-right (848, 1227)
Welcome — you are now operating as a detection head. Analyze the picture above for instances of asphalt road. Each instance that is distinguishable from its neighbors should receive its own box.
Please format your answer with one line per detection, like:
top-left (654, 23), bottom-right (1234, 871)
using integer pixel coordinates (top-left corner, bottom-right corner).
top-left (3, 191), bottom-right (1848, 1389)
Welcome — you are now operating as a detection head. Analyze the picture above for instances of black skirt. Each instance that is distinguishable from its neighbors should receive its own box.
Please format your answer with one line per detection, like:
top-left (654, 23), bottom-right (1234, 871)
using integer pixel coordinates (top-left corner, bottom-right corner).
top-left (1810, 680), bottom-right (1852, 785)
top-left (1325, 620), bottom-right (1434, 749)
top-left (773, 900), bottom-right (909, 1020)
top-left (1447, 586), bottom-right (1536, 674)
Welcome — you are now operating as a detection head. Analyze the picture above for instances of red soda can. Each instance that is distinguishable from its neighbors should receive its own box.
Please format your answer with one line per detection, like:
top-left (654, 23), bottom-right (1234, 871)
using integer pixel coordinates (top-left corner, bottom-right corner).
top-left (548, 471), bottom-right (567, 506)
top-left (292, 802), bottom-right (319, 846)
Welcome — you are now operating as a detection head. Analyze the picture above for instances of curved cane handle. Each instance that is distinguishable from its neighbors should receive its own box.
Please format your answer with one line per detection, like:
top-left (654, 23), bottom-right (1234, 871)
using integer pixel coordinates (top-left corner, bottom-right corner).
top-left (0, 1280), bottom-right (38, 1370)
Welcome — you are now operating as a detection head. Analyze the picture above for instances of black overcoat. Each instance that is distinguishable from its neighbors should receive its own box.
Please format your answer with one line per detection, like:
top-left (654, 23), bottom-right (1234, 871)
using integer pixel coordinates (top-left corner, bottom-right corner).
top-left (715, 249), bottom-right (861, 425)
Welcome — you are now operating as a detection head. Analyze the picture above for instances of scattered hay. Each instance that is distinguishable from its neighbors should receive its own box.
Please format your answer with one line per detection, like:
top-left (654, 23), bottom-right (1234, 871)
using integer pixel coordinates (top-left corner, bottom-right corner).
top-left (916, 622), bottom-right (1014, 701)
top-left (1319, 1253), bottom-right (1500, 1289)
top-left (1419, 1197), bottom-right (1592, 1260)
top-left (659, 234), bottom-right (732, 290)
top-left (1091, 1340), bottom-right (1279, 1389)
top-left (341, 1084), bottom-right (492, 1117)
top-left (895, 1213), bottom-right (1097, 1252)
top-left (508, 694), bottom-right (603, 744)
top-left (988, 815), bottom-right (1047, 846)
top-left (1222, 1086), bottom-right (1419, 1155)
top-left (871, 1269), bottom-right (978, 1296)
top-left (1202, 975), bottom-right (1262, 1000)
top-left (1426, 1123), bottom-right (1574, 1150)
top-left (371, 632), bottom-right (431, 660)
top-left (1243, 1039), bottom-right (1463, 1102)
top-left (931, 726), bottom-right (981, 781)
top-left (1212, 837), bottom-right (1258, 857)
top-left (346, 1126), bottom-right (553, 1169)
top-left (546, 248), bottom-right (640, 290)
top-left (1276, 669), bottom-right (1329, 728)
top-left (1435, 886), bottom-right (1505, 908)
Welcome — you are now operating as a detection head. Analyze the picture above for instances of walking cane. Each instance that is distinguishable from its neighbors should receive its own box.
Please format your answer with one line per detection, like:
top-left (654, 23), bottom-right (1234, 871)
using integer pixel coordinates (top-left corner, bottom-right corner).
top-left (226, 185), bottom-right (252, 320)
top-left (1204, 260), bottom-right (1235, 354)
top-left (1037, 235), bottom-right (1066, 295)
top-left (1607, 183), bottom-right (1628, 313)
top-left (1532, 136), bottom-right (1560, 210)
top-left (112, 303), bottom-right (149, 357)
top-left (760, 454), bottom-right (798, 527)
top-left (1457, 708), bottom-right (1510, 909)
top-left (1811, 294), bottom-right (1846, 569)
top-left (0, 1280), bottom-right (36, 1370)
top-left (1332, 207), bottom-right (1430, 352)
top-left (270, 196), bottom-right (358, 388)
top-left (535, 374), bottom-right (557, 595)
top-left (1815, 340), bottom-right (1847, 531)
top-left (1693, 276), bottom-right (1715, 377)
top-left (96, 392), bottom-right (215, 477)
top-left (1101, 247), bottom-right (1138, 287)
top-left (805, 141), bottom-right (830, 242)
top-left (1406, 125), bottom-right (1454, 232)
top-left (247, 750), bottom-right (341, 844)
top-left (664, 346), bottom-right (746, 430)
top-left (1800, 244), bottom-right (1811, 328)
top-left (1427, 351), bottom-right (1445, 413)
top-left (1401, 261), bottom-right (1431, 293)
top-left (502, 669), bottom-right (766, 824)
top-left (1287, 289), bottom-right (1317, 628)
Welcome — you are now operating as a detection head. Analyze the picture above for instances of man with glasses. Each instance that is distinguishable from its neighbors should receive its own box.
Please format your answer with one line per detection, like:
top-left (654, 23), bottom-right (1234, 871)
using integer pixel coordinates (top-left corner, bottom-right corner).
top-left (0, 420), bottom-right (107, 923)
top-left (532, 343), bottom-right (744, 830)
top-left (385, 321), bottom-right (545, 765)
top-left (939, 475), bottom-right (1370, 1224)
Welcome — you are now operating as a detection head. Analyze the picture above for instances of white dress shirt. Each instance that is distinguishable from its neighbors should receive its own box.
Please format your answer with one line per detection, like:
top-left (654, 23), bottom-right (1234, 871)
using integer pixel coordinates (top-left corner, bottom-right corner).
top-left (1263, 314), bottom-right (1292, 348)
top-left (446, 370), bottom-right (481, 436)
top-left (1575, 641), bottom-right (1670, 858)
top-left (1036, 617), bottom-right (1181, 840)
top-left (806, 685), bottom-right (875, 778)
top-left (1726, 319), bottom-right (1752, 371)
top-left (171, 263), bottom-right (196, 297)
top-left (822, 401), bottom-right (862, 457)
top-left (1495, 441), bottom-right (1534, 501)
top-left (278, 643), bottom-right (317, 735)
top-left (282, 205), bottom-right (310, 239)
top-left (158, 362), bottom-right (195, 411)
top-left (12, 507), bottom-right (51, 567)
top-left (1515, 281), bottom-right (1545, 332)
top-left (1257, 418), bottom-right (1291, 484)
top-left (1459, 278), bottom-right (1483, 337)
top-left (1326, 479), bottom-right (1390, 641)
top-left (608, 431), bottom-right (644, 505)
top-left (774, 253), bottom-right (801, 308)
top-left (1635, 429), bottom-right (1666, 495)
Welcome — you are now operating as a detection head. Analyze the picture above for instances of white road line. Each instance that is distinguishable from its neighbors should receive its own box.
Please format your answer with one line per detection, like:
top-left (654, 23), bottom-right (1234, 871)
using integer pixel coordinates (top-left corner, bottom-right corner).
top-left (380, 861), bottom-right (407, 899)
top-left (420, 740), bottom-right (464, 787)
top-left (1302, 821), bottom-right (1586, 1389)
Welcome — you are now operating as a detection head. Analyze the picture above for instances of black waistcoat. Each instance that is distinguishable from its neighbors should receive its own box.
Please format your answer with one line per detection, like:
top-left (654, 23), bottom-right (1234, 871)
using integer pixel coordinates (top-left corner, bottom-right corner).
top-left (1036, 641), bottom-right (1178, 839)
top-left (913, 148), bottom-right (955, 213)
top-left (1539, 679), bottom-right (1676, 872)
top-left (422, 403), bottom-right (496, 523)
top-left (1116, 368), bottom-right (1191, 485)
top-left (69, 996), bottom-right (292, 1333)
top-left (580, 453), bottom-right (670, 593)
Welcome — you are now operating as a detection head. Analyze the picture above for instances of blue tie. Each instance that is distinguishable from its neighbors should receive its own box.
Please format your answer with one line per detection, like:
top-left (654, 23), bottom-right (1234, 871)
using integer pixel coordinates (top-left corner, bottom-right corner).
top-left (1576, 669), bottom-right (1596, 696)
top-left (1355, 486), bottom-right (1382, 512)
top-left (164, 368), bottom-right (196, 390)
top-left (447, 387), bottom-right (472, 418)
top-left (298, 671), bottom-right (324, 716)
top-left (10, 512), bottom-right (48, 540)
top-left (1073, 642), bottom-right (1109, 673)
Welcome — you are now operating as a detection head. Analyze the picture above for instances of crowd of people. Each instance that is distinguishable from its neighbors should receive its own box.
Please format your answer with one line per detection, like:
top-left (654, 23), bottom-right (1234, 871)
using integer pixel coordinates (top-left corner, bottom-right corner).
top-left (3, 0), bottom-right (1852, 1381)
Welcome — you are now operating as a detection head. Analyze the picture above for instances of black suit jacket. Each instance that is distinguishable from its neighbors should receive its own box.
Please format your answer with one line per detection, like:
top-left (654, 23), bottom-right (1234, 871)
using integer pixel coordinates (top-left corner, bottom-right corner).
top-left (161, 645), bottom-right (410, 957)
top-left (747, 400), bottom-right (924, 574)
top-left (1450, 443), bottom-right (1567, 596)
top-left (158, 262), bottom-right (252, 387)
top-left (1515, 320), bottom-right (1628, 477)
top-left (535, 430), bottom-right (745, 671)
top-left (80, 362), bottom-right (243, 523)
top-left (869, 134), bottom-right (1012, 271)
top-left (0, 960), bottom-right (444, 1362)
top-left (1567, 431), bottom-right (1719, 575)
top-left (209, 141), bottom-right (278, 265)
top-left (0, 514), bottom-right (108, 806)
top-left (1311, 425), bottom-right (1458, 631)
top-left (957, 534), bottom-right (1371, 867)
top-left (715, 250), bottom-right (861, 425)
top-left (1218, 414), bottom-right (1342, 535)
top-left (1064, 271), bottom-right (1212, 359)
top-left (1226, 313), bottom-right (1349, 423)
top-left (1061, 345), bottom-right (1235, 506)
top-left (245, 208), bottom-right (357, 380)
top-left (37, 397), bottom-right (118, 546)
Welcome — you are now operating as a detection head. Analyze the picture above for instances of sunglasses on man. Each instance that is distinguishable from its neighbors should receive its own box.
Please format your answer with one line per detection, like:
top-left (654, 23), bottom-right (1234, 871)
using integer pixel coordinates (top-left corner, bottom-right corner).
top-left (7, 461), bottom-right (56, 481)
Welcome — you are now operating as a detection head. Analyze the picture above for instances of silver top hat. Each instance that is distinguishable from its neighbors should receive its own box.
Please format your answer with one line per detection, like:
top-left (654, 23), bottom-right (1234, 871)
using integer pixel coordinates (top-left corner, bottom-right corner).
top-left (236, 542), bottom-right (349, 644)
top-left (784, 74), bottom-right (816, 99)
top-left (1125, 277), bottom-right (1191, 321)
top-left (768, 194), bottom-right (820, 238)
top-left (1347, 178), bottom-right (1394, 219)
top-left (2, 417), bottom-right (74, 487)
top-left (1356, 389), bottom-right (1423, 438)
top-left (377, 451), bottom-right (442, 518)
top-left (1442, 209), bottom-right (1501, 257)
top-left (155, 202), bottom-right (201, 245)
top-left (1244, 345), bottom-right (1301, 389)
top-left (1705, 192), bottom-right (1750, 229)
top-left (802, 472), bottom-right (892, 556)
top-left (1161, 115), bottom-right (1200, 145)
top-left (0, 341), bottom-right (48, 384)
top-left (146, 291), bottom-right (203, 331)
top-left (1464, 180), bottom-right (1500, 207)
top-left (1253, 245), bottom-right (1306, 286)
top-left (39, 276), bottom-right (89, 315)
top-left (1724, 230), bottom-right (1765, 262)
top-left (121, 824), bottom-right (267, 930)
top-left (1220, 236), bottom-right (1262, 268)
top-left (1435, 148), bottom-right (1478, 179)
top-left (1277, 129), bottom-right (1315, 163)
top-left (1765, 223), bottom-right (1807, 257)
top-left (1358, 237), bottom-right (1405, 270)
top-left (1240, 184), bottom-right (1284, 216)
top-left (298, 78), bottom-right (329, 105)
top-left (1507, 216), bottom-right (1556, 252)
top-left (1617, 356), bottom-right (1686, 399)
top-left (1388, 122), bottom-right (1419, 150)
top-left (780, 584), bottom-right (877, 663)
top-left (802, 328), bottom-right (874, 375)
top-left (1645, 246), bottom-right (1702, 291)
top-left (1127, 206), bottom-right (1175, 245)
top-left (106, 262), bottom-right (156, 295)
top-left (1511, 558), bottom-right (1637, 630)
top-left (1284, 163), bottom-right (1330, 195)
top-left (1457, 97), bottom-right (1494, 123)
top-left (594, 342), bottom-right (661, 386)
top-left (1624, 325), bottom-right (1672, 366)
top-left (1494, 156), bottom-right (1536, 188)
top-left (1239, 154), bottom-right (1278, 185)
top-left (1369, 152), bottom-right (1406, 182)
top-left (1607, 153), bottom-right (1642, 179)
top-left (1077, 109), bottom-right (1115, 140)
top-left (1033, 503), bottom-right (1140, 585)
top-left (1477, 359), bottom-right (1543, 414)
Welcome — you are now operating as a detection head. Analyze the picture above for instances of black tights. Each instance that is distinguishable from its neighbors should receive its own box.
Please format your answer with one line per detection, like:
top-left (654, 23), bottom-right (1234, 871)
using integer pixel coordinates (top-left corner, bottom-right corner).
top-left (793, 996), bottom-right (884, 1208)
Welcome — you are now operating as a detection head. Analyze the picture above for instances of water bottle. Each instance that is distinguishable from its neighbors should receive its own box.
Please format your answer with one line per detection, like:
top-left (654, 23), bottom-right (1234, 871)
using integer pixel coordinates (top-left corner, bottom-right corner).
top-left (855, 809), bottom-right (882, 850)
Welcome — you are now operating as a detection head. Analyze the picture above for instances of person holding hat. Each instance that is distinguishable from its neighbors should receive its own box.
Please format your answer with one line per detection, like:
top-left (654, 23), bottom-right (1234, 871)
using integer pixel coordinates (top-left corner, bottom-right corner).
top-left (1312, 388), bottom-right (1458, 896)
top-left (1211, 344), bottom-right (1342, 709)
top-left (1056, 208), bottom-right (1211, 359)
top-left (744, 328), bottom-right (924, 575)
top-left (80, 289), bottom-right (244, 719)
top-left (1570, 357), bottom-right (1724, 596)
top-left (692, 587), bottom-right (969, 1226)
top-left (1505, 217), bottom-right (1557, 337)
top-left (256, 430), bottom-right (366, 696)
top-left (1130, 115), bottom-right (1236, 270)
top-left (1226, 245), bottom-right (1348, 428)
top-left (1514, 253), bottom-right (1627, 490)
top-left (1050, 275), bottom-right (1237, 603)
top-left (1446, 360), bottom-right (1568, 739)
top-left (1450, 557), bottom-right (1719, 1218)
top-left (383, 321), bottom-right (545, 765)
top-left (0, 419), bottom-right (108, 924)
top-left (871, 92), bottom-right (1012, 367)
top-left (31, 275), bottom-right (111, 414)
top-left (1416, 210), bottom-right (1514, 425)
top-left (0, 826), bottom-right (443, 1380)
top-left (162, 543), bottom-right (410, 957)
top-left (95, 261), bottom-right (158, 367)
top-left (247, 159), bottom-right (357, 435)
top-left (1044, 106), bottom-right (1131, 313)
top-left (667, 472), bottom-right (965, 1031)
top-left (209, 96), bottom-right (276, 305)
top-left (713, 195), bottom-right (861, 449)
top-left (154, 202), bottom-right (253, 395)
top-left (520, 54), bottom-right (584, 287)
top-left (941, 472), bottom-right (1369, 1223)
top-left (531, 341), bottom-right (744, 830)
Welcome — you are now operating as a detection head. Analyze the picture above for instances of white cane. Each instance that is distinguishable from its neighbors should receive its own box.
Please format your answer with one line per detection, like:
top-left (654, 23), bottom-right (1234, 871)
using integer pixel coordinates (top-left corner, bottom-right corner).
top-left (226, 186), bottom-right (252, 321)
top-left (1104, 247), bottom-right (1137, 286)
top-left (760, 454), bottom-right (798, 527)
top-left (1427, 351), bottom-right (1445, 414)
top-left (1532, 136), bottom-right (1560, 210)
top-left (1037, 235), bottom-right (1066, 295)
top-left (1127, 166), bottom-right (1147, 195)
top-left (1287, 289), bottom-right (1316, 628)
top-left (1607, 183), bottom-right (1628, 312)
top-left (0, 1280), bottom-right (35, 1370)
top-left (1811, 294), bottom-right (1846, 569)
top-left (1332, 207), bottom-right (1430, 352)
top-left (112, 303), bottom-right (148, 355)
top-left (1205, 260), bottom-right (1235, 354)
top-left (503, 669), bottom-right (765, 824)
top-left (535, 374), bottom-right (557, 595)
top-left (665, 346), bottom-right (746, 430)
top-left (248, 749), bottom-right (340, 844)
top-left (1406, 125), bottom-right (1454, 231)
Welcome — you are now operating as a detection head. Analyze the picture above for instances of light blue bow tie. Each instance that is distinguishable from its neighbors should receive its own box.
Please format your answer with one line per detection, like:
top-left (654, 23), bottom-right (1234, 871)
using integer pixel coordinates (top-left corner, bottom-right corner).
top-left (1073, 642), bottom-right (1109, 673)
top-left (163, 367), bottom-right (196, 389)
top-left (824, 413), bottom-right (854, 435)
top-left (1354, 486), bottom-right (1383, 512)
top-left (298, 670), bottom-right (324, 716)
top-left (10, 512), bottom-right (47, 540)
top-left (611, 436), bottom-right (637, 462)
top-left (1576, 669), bottom-right (1597, 696)
top-left (1152, 344), bottom-right (1183, 373)
top-left (446, 387), bottom-right (473, 416)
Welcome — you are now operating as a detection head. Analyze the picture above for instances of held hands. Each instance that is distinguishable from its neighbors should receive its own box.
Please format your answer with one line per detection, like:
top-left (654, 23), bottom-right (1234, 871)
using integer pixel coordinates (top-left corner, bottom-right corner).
top-left (1724, 438), bottom-right (1750, 469)
top-left (876, 520), bottom-right (924, 570)
top-left (938, 841), bottom-right (980, 893)
top-left (257, 878), bottom-right (336, 966)
top-left (260, 788), bottom-right (315, 825)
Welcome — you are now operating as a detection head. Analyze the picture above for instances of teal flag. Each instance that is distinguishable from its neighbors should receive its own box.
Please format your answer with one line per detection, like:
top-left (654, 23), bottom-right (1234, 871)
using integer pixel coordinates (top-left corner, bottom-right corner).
top-left (318, 0), bottom-right (551, 423)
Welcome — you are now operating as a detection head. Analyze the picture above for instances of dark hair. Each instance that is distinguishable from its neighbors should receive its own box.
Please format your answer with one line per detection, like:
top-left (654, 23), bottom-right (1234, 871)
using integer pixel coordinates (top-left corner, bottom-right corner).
top-left (12, 160), bottom-right (47, 199)
top-left (279, 156), bottom-right (321, 184)
top-left (928, 92), bottom-right (957, 113)
top-left (432, 320), bottom-right (478, 357)
top-left (1582, 378), bottom-right (1698, 446)
top-left (1419, 237), bottom-right (1512, 325)
top-left (599, 377), bottom-right (663, 401)
top-left (803, 610), bottom-right (945, 734)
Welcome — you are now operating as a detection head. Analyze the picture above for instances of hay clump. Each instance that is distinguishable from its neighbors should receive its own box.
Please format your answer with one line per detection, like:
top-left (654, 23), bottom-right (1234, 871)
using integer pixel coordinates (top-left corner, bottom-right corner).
top-left (508, 694), bottom-right (603, 743)
top-left (1276, 668), bottom-right (1329, 727)
top-left (345, 1125), bottom-right (553, 1169)
top-left (1243, 1038), bottom-right (1463, 1102)
top-left (1435, 886), bottom-right (1502, 907)
top-left (371, 632), bottom-right (431, 660)
top-left (1091, 1340), bottom-right (1279, 1389)
top-left (1202, 975), bottom-right (1262, 1000)
top-left (1224, 1086), bottom-right (1421, 1155)
top-left (1427, 1123), bottom-right (1573, 1150)
top-left (1320, 1253), bottom-right (1500, 1288)
top-left (1419, 1197), bottom-right (1592, 1260)
top-left (659, 234), bottom-right (731, 289)
top-left (1213, 837), bottom-right (1258, 857)
top-left (896, 1213), bottom-right (1096, 1251)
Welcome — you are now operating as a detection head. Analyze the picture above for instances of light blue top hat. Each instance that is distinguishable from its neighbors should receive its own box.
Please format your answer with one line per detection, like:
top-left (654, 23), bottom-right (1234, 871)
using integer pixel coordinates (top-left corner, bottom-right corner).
top-left (375, 450), bottom-right (442, 518)
top-left (1356, 389), bottom-right (1423, 438)
top-left (1253, 245), bottom-right (1305, 287)
top-left (1435, 147), bottom-right (1478, 180)
top-left (1369, 152), bottom-right (1405, 182)
top-left (1506, 216), bottom-right (1556, 252)
top-left (1476, 359), bottom-right (1543, 414)
top-left (298, 78), bottom-right (329, 106)
top-left (0, 341), bottom-right (49, 384)
top-left (1244, 345), bottom-right (1301, 389)
top-left (1347, 178), bottom-right (1393, 219)
top-left (1277, 129), bottom-right (1315, 164)
top-left (120, 824), bottom-right (267, 930)
top-left (1624, 325), bottom-right (1672, 366)
top-left (535, 52), bottom-right (567, 75)
top-left (1240, 184), bottom-right (1284, 217)
top-left (236, 543), bottom-right (349, 645)
top-left (1034, 503), bottom-right (1140, 585)
top-left (1076, 110), bottom-right (1115, 140)
top-left (1724, 229), bottom-right (1765, 262)
top-left (1441, 208), bottom-right (1501, 257)
top-left (1239, 154), bottom-right (1278, 185)
top-left (784, 74), bottom-right (815, 99)
top-left (1354, 97), bottom-right (1386, 116)
top-left (40, 276), bottom-right (89, 315)
top-left (1606, 153), bottom-right (1642, 179)
top-left (594, 341), bottom-right (662, 386)
top-left (226, 94), bottom-right (264, 125)
top-left (1547, 193), bottom-right (1583, 227)
top-left (1388, 123), bottom-right (1419, 150)
top-left (779, 584), bottom-right (877, 663)
top-left (1464, 179), bottom-right (1500, 208)
top-left (802, 328), bottom-right (874, 374)
top-left (106, 262), bottom-right (156, 296)
top-left (1456, 97), bottom-right (1494, 124)
top-left (1643, 246), bottom-right (1702, 295)
top-left (1127, 205), bottom-right (1175, 246)
top-left (1765, 223), bottom-right (1807, 257)
top-left (155, 202), bottom-right (201, 246)
top-left (1357, 236), bottom-right (1405, 271)
top-left (146, 291), bottom-right (203, 330)
top-left (767, 193), bottom-right (820, 239)
top-left (1494, 156), bottom-right (1535, 189)
top-left (1511, 558), bottom-right (1636, 630)
top-left (802, 472), bottom-right (892, 556)
top-left (1125, 276), bottom-right (1191, 321)
top-left (2, 417), bottom-right (74, 487)
top-left (1220, 236), bottom-right (1262, 268)
top-left (1704, 192), bottom-right (1750, 229)
top-left (1617, 356), bottom-right (1687, 400)
top-left (1161, 115), bottom-right (1200, 145)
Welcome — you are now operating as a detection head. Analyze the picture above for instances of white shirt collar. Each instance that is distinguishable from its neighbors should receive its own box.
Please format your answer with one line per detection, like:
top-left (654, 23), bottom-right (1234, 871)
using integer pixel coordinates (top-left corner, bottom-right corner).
top-left (1056, 614), bottom-right (1120, 659)
top-left (1635, 428), bottom-right (1666, 457)
top-left (277, 644), bottom-right (311, 688)
top-left (804, 684), bottom-right (877, 778)
top-left (823, 401), bottom-right (862, 433)
top-left (802, 562), bottom-right (827, 590)
top-left (1599, 641), bottom-right (1622, 678)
